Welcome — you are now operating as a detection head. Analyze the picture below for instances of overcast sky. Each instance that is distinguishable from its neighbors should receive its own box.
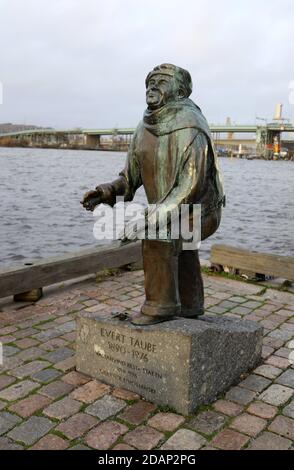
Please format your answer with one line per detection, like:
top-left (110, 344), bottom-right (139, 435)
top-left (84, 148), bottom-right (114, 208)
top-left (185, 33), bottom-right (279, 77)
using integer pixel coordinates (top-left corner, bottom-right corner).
top-left (0, 0), bottom-right (293, 128)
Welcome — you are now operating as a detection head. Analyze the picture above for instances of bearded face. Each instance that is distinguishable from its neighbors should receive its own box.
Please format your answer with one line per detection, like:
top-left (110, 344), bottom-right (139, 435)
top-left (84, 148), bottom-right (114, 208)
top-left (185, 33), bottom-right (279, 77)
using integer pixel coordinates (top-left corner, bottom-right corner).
top-left (146, 73), bottom-right (179, 110)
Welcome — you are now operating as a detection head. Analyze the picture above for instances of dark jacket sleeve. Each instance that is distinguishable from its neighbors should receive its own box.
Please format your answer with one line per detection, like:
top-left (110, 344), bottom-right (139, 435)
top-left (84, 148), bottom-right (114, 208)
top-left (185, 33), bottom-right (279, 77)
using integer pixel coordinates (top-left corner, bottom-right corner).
top-left (109, 128), bottom-right (142, 202)
top-left (97, 128), bottom-right (142, 206)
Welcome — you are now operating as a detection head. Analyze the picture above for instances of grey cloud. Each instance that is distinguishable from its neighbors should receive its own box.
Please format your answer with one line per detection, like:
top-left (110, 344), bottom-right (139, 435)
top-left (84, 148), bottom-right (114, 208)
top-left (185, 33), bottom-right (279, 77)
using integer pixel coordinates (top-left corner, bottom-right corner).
top-left (0, 0), bottom-right (293, 128)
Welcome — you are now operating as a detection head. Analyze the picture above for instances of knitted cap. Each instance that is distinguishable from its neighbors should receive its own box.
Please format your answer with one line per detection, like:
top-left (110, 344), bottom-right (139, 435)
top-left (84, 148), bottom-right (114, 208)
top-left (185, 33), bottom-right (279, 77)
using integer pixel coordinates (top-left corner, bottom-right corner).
top-left (145, 63), bottom-right (192, 97)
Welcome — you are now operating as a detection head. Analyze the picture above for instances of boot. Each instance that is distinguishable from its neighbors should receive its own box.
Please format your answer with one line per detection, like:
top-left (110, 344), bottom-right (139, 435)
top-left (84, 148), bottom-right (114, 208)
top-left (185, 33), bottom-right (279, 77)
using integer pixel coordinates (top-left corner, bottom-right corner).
top-left (131, 240), bottom-right (181, 325)
top-left (178, 248), bottom-right (204, 318)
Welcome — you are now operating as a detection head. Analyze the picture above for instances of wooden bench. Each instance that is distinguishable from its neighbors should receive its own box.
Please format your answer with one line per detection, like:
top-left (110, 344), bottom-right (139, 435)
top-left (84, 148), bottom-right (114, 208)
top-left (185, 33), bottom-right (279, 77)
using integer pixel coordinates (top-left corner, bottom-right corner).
top-left (0, 241), bottom-right (142, 299)
top-left (210, 244), bottom-right (294, 281)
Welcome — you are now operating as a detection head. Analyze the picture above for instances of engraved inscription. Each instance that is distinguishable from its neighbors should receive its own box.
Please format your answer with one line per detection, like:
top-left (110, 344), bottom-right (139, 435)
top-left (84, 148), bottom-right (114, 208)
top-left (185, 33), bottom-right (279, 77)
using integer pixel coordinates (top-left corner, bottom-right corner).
top-left (93, 327), bottom-right (165, 392)
top-left (99, 327), bottom-right (157, 363)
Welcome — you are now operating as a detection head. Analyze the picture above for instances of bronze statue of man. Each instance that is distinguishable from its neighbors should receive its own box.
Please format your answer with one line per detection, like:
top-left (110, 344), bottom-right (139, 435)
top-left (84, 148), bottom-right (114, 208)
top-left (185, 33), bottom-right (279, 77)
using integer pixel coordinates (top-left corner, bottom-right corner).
top-left (81, 63), bottom-right (225, 325)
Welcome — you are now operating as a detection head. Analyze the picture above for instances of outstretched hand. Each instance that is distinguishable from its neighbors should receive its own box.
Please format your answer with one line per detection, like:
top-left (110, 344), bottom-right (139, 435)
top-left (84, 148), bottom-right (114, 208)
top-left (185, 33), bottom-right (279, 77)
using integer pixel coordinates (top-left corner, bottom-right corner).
top-left (80, 188), bottom-right (103, 211)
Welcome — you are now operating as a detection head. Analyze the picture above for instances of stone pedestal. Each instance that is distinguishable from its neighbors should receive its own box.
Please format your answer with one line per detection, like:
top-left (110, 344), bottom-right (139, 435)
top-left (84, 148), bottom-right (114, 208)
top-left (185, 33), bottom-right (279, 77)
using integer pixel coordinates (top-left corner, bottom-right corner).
top-left (76, 312), bottom-right (263, 414)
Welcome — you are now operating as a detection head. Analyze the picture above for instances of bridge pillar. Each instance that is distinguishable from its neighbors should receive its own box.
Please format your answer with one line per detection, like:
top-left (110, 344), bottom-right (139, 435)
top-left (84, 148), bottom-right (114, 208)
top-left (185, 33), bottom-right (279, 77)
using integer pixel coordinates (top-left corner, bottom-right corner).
top-left (256, 127), bottom-right (281, 159)
top-left (226, 117), bottom-right (233, 140)
top-left (85, 134), bottom-right (100, 149)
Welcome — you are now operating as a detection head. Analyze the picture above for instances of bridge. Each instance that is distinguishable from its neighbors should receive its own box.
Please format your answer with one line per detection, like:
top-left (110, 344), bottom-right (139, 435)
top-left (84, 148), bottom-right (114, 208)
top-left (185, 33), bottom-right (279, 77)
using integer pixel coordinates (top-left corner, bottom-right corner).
top-left (0, 123), bottom-right (294, 157)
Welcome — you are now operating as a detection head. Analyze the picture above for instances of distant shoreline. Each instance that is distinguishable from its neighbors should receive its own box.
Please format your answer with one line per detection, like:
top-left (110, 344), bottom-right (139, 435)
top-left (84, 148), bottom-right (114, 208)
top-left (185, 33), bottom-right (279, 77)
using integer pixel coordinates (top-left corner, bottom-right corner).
top-left (0, 143), bottom-right (293, 160)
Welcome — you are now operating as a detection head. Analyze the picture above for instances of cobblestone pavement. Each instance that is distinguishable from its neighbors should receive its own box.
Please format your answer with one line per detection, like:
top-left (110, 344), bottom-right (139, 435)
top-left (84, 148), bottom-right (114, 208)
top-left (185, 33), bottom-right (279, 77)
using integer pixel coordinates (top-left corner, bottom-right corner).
top-left (0, 270), bottom-right (293, 450)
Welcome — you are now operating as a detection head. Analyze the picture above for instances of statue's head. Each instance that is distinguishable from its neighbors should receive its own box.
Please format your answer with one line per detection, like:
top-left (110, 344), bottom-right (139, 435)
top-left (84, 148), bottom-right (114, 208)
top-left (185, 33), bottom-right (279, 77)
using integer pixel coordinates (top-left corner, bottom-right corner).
top-left (145, 63), bottom-right (192, 110)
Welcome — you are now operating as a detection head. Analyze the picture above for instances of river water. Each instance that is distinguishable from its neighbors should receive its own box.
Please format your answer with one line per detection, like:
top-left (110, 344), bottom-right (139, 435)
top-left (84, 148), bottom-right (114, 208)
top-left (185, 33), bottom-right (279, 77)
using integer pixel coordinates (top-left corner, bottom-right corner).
top-left (0, 147), bottom-right (293, 268)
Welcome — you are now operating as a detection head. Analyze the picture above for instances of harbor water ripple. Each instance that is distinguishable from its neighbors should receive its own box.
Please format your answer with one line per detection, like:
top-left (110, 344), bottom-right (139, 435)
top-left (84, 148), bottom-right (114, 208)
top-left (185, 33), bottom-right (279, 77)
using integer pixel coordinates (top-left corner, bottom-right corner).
top-left (0, 147), bottom-right (293, 267)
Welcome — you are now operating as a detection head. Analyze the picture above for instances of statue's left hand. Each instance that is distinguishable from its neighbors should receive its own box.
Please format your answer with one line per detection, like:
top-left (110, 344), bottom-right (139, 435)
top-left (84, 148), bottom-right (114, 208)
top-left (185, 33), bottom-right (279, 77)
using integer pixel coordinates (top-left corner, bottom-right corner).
top-left (80, 189), bottom-right (103, 211)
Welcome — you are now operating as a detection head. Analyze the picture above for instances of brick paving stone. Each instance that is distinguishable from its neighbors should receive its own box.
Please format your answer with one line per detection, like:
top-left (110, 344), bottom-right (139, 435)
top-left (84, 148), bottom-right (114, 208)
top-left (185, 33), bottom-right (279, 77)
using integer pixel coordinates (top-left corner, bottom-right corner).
top-left (225, 386), bottom-right (256, 405)
top-left (43, 397), bottom-right (82, 420)
top-left (9, 394), bottom-right (52, 418)
top-left (281, 323), bottom-right (294, 332)
top-left (33, 329), bottom-right (62, 342)
top-left (229, 413), bottom-right (267, 436)
top-left (40, 338), bottom-right (69, 351)
top-left (263, 337), bottom-right (284, 349)
top-left (42, 347), bottom-right (74, 364)
top-left (69, 444), bottom-right (91, 450)
top-left (259, 384), bottom-right (294, 406)
top-left (276, 309), bottom-right (294, 318)
top-left (16, 347), bottom-right (44, 362)
top-left (113, 443), bottom-right (135, 450)
top-left (147, 412), bottom-right (185, 432)
top-left (188, 410), bottom-right (227, 435)
top-left (248, 431), bottom-right (292, 450)
top-left (3, 345), bottom-right (20, 357)
top-left (283, 400), bottom-right (294, 418)
top-left (254, 364), bottom-right (283, 379)
top-left (112, 387), bottom-right (140, 401)
top-left (30, 434), bottom-right (69, 450)
top-left (217, 300), bottom-right (238, 309)
top-left (7, 416), bottom-right (55, 446)
top-left (266, 355), bottom-right (290, 369)
top-left (0, 335), bottom-right (16, 344)
top-left (0, 436), bottom-right (24, 450)
top-left (0, 375), bottom-right (15, 391)
top-left (56, 412), bottom-right (98, 439)
top-left (211, 291), bottom-right (232, 300)
top-left (207, 306), bottom-right (228, 315)
top-left (262, 346), bottom-right (275, 358)
top-left (84, 303), bottom-right (106, 313)
top-left (0, 400), bottom-right (6, 410)
top-left (61, 332), bottom-right (76, 342)
top-left (14, 338), bottom-right (40, 349)
top-left (260, 321), bottom-right (276, 332)
top-left (275, 347), bottom-right (291, 358)
top-left (85, 395), bottom-right (126, 420)
top-left (37, 321), bottom-right (58, 331)
top-left (268, 329), bottom-right (293, 342)
top-left (228, 296), bottom-right (247, 304)
top-left (255, 303), bottom-right (278, 312)
top-left (54, 355), bottom-right (75, 372)
top-left (239, 374), bottom-right (271, 392)
top-left (243, 300), bottom-right (263, 309)
top-left (55, 315), bottom-right (74, 324)
top-left (85, 421), bottom-right (128, 450)
top-left (246, 314), bottom-right (260, 322)
top-left (39, 380), bottom-right (74, 399)
top-left (61, 371), bottom-right (90, 386)
top-left (213, 400), bottom-right (243, 416)
top-left (0, 412), bottom-right (22, 435)
top-left (31, 368), bottom-right (62, 383)
top-left (0, 380), bottom-right (39, 401)
top-left (266, 314), bottom-right (285, 324)
top-left (70, 380), bottom-right (110, 403)
top-left (0, 356), bottom-right (23, 372)
top-left (230, 306), bottom-right (252, 316)
top-left (275, 369), bottom-right (294, 388)
top-left (268, 415), bottom-right (294, 440)
top-left (118, 400), bottom-right (156, 425)
top-left (14, 328), bottom-right (38, 339)
top-left (211, 429), bottom-right (249, 450)
top-left (57, 321), bottom-right (76, 334)
top-left (247, 401), bottom-right (278, 419)
top-left (9, 360), bottom-right (51, 379)
top-left (160, 428), bottom-right (206, 450)
top-left (0, 326), bottom-right (17, 335)
top-left (123, 425), bottom-right (164, 450)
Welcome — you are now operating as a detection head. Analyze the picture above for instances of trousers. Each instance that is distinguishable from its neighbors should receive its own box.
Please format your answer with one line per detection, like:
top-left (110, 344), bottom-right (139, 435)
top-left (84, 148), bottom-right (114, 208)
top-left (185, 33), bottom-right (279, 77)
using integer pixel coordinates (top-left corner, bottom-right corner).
top-left (140, 208), bottom-right (221, 319)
